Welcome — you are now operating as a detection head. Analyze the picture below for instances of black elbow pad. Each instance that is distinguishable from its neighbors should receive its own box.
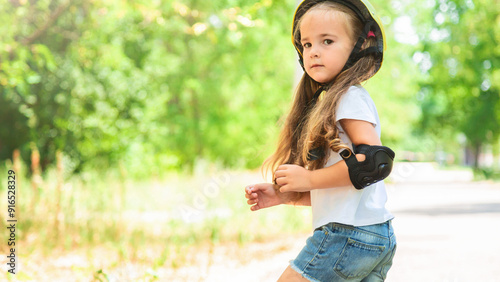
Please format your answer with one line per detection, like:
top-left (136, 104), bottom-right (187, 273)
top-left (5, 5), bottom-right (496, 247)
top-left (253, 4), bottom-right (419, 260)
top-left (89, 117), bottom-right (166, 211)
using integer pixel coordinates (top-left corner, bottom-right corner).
top-left (340, 144), bottom-right (395, 190)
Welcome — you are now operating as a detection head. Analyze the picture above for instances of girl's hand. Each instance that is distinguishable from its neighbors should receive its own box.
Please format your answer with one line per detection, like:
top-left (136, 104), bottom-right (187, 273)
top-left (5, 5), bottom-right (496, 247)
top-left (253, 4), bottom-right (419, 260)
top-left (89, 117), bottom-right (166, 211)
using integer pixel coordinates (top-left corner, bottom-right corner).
top-left (275, 164), bottom-right (313, 192)
top-left (245, 183), bottom-right (282, 211)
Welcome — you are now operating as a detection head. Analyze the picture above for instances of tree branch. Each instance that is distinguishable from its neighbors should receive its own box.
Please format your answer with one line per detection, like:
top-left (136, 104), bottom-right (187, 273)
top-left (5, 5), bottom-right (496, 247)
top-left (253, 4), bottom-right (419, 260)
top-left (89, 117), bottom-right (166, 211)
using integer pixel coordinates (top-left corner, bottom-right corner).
top-left (21, 0), bottom-right (72, 45)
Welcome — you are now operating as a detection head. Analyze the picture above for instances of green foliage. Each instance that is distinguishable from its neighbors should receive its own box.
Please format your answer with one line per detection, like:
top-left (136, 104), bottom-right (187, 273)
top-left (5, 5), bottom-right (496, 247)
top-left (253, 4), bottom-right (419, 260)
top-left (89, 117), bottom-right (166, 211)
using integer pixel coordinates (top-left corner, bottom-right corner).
top-left (412, 0), bottom-right (500, 166)
top-left (0, 0), bottom-right (296, 173)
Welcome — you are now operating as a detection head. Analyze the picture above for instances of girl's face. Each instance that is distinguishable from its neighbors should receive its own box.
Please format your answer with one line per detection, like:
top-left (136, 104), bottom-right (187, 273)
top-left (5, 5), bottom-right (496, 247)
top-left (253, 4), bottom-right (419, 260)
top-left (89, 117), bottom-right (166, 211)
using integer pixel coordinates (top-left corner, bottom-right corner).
top-left (300, 9), bottom-right (355, 83)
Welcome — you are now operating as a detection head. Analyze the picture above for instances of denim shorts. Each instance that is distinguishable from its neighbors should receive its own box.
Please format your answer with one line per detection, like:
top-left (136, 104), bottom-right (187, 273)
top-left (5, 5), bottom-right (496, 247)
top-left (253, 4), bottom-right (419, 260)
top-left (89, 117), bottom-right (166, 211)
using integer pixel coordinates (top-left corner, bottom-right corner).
top-left (290, 221), bottom-right (396, 282)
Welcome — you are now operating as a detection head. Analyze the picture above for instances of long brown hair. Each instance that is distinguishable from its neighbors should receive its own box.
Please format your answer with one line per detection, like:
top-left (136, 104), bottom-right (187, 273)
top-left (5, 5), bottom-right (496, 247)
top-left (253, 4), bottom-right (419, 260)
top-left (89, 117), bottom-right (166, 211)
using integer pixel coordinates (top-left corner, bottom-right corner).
top-left (263, 2), bottom-right (380, 187)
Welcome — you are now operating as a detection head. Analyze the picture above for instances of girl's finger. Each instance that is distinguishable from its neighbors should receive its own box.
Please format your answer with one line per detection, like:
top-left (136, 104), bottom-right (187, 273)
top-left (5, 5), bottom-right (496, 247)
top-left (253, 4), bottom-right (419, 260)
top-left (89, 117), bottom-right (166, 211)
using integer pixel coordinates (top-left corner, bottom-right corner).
top-left (247, 199), bottom-right (257, 205)
top-left (275, 170), bottom-right (285, 178)
top-left (277, 164), bottom-right (291, 171)
top-left (245, 192), bottom-right (257, 200)
top-left (276, 177), bottom-right (286, 186)
top-left (279, 185), bottom-right (289, 193)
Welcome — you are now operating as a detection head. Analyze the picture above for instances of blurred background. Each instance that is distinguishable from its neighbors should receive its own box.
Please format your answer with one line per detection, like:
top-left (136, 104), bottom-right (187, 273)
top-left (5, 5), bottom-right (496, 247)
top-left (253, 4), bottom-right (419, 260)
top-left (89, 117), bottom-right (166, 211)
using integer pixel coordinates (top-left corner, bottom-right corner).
top-left (0, 0), bottom-right (499, 281)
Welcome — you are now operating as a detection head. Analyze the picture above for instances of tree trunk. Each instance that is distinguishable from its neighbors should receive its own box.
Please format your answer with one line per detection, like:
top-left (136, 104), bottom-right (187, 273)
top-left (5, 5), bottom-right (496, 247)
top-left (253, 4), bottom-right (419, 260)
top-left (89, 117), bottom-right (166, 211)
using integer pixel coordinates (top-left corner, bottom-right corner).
top-left (472, 142), bottom-right (482, 169)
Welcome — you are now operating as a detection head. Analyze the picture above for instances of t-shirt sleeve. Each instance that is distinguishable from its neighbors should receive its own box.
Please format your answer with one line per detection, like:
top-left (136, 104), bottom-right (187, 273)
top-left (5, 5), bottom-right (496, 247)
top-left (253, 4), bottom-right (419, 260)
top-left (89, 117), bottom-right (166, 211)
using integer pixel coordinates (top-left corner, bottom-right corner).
top-left (335, 87), bottom-right (377, 126)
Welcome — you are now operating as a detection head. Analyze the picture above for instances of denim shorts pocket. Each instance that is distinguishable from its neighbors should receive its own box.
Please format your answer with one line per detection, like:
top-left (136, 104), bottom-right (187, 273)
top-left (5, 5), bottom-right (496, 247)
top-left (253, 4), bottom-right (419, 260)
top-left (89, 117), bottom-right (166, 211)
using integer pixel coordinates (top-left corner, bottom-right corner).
top-left (334, 238), bottom-right (386, 280)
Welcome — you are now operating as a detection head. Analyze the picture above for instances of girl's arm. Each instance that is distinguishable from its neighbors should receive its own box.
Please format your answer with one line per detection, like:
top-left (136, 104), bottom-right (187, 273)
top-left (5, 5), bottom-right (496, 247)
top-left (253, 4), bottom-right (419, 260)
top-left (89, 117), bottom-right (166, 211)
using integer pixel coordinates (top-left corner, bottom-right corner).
top-left (276, 119), bottom-right (381, 192)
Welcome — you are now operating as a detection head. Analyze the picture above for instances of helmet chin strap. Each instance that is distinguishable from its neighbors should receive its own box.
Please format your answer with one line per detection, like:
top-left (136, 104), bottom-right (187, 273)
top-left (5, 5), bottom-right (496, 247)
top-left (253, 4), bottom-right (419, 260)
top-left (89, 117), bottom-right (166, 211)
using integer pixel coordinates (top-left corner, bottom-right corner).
top-left (311, 84), bottom-right (326, 103)
top-left (306, 85), bottom-right (327, 162)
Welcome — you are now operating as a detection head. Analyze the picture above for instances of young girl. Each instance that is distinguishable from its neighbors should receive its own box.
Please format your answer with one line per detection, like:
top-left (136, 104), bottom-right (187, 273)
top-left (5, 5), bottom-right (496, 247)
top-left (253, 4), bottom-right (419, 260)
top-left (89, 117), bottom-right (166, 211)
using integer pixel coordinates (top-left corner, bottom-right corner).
top-left (245, 0), bottom-right (396, 281)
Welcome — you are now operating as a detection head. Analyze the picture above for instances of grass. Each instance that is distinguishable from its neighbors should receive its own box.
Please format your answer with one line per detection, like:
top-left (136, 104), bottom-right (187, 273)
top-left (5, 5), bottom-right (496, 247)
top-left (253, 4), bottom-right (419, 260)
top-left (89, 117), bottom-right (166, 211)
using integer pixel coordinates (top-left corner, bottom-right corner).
top-left (474, 167), bottom-right (500, 180)
top-left (0, 163), bottom-right (312, 280)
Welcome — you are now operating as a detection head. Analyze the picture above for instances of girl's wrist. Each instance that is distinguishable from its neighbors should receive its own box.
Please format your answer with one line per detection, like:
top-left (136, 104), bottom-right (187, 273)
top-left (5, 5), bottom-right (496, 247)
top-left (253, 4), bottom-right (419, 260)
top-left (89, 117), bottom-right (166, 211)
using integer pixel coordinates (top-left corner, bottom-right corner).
top-left (273, 184), bottom-right (289, 204)
top-left (307, 169), bottom-right (317, 190)
top-left (273, 184), bottom-right (303, 205)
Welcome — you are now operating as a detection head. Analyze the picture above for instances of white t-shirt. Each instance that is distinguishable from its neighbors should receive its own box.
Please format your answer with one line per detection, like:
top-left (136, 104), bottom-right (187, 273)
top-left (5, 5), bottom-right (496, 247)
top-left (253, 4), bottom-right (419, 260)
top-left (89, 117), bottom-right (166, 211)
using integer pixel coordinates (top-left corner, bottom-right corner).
top-left (310, 85), bottom-right (394, 229)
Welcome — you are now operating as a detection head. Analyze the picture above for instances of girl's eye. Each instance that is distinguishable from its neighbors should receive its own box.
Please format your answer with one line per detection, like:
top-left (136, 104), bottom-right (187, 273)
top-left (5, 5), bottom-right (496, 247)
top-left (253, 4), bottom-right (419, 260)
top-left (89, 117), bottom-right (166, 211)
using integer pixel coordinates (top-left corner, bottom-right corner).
top-left (303, 42), bottom-right (311, 48)
top-left (323, 39), bottom-right (333, 45)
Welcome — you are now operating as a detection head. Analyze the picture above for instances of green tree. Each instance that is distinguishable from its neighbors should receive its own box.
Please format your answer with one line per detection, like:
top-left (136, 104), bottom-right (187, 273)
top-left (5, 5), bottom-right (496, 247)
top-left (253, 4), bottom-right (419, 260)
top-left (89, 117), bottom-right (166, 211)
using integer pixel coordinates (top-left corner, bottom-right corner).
top-left (0, 0), bottom-right (298, 173)
top-left (413, 0), bottom-right (500, 167)
top-left (1, 0), bottom-right (83, 169)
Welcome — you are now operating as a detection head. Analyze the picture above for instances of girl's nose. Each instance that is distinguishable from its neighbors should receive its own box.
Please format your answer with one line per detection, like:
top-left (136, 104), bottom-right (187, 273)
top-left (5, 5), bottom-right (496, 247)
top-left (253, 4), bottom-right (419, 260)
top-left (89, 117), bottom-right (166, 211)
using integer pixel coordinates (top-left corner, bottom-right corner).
top-left (309, 46), bottom-right (320, 58)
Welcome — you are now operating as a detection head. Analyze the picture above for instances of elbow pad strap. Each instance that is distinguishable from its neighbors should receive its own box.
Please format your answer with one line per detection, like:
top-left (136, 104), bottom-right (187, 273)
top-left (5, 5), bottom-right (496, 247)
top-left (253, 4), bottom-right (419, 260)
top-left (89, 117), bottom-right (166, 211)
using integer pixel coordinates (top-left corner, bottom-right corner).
top-left (340, 144), bottom-right (395, 190)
